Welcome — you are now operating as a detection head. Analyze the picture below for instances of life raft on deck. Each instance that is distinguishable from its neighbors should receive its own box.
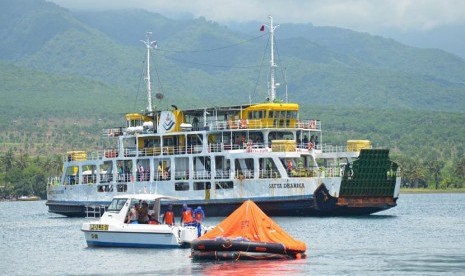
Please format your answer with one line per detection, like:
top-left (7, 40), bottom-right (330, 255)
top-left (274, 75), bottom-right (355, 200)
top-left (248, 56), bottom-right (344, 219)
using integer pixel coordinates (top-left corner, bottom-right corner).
top-left (191, 237), bottom-right (306, 260)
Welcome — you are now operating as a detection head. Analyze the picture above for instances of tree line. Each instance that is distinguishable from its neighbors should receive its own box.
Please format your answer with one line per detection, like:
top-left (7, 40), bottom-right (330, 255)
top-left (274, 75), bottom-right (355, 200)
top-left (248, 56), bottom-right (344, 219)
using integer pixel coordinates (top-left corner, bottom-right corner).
top-left (0, 149), bottom-right (62, 199)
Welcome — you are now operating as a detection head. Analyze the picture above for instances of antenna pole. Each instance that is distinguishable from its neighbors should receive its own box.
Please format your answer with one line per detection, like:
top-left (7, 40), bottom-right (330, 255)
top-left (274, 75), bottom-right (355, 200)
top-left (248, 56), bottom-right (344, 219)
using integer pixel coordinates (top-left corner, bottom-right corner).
top-left (266, 16), bottom-right (279, 102)
top-left (142, 32), bottom-right (154, 113)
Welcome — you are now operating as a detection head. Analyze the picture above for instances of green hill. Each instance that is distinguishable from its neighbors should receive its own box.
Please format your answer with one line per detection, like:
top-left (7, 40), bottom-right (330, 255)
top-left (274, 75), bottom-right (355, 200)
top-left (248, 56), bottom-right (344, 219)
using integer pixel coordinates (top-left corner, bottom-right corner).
top-left (1, 0), bottom-right (465, 113)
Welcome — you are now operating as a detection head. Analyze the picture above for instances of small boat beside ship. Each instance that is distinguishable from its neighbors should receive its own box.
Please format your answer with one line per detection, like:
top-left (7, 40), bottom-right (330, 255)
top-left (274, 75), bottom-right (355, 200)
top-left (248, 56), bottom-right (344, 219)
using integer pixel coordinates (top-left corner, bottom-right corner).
top-left (81, 193), bottom-right (207, 248)
top-left (18, 195), bottom-right (40, 201)
top-left (47, 16), bottom-right (401, 218)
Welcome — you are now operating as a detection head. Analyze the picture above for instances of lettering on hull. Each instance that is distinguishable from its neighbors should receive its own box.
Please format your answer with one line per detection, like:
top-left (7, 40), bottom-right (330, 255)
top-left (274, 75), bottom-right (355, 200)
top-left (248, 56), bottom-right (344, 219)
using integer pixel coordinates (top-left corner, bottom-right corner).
top-left (269, 183), bottom-right (305, 189)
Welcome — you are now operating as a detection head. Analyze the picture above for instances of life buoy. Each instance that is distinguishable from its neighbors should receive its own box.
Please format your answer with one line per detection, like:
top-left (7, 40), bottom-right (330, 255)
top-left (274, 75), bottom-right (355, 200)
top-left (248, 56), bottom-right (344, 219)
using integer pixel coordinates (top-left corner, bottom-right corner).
top-left (307, 142), bottom-right (314, 150)
top-left (239, 119), bottom-right (248, 129)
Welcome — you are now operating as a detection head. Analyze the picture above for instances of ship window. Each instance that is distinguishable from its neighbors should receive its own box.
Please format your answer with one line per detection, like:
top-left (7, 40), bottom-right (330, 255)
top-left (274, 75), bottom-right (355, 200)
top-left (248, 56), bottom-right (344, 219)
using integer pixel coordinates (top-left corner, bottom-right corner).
top-left (259, 158), bottom-right (281, 178)
top-left (235, 158), bottom-right (254, 179)
top-left (100, 161), bottom-right (113, 183)
top-left (154, 158), bottom-right (171, 181)
top-left (215, 181), bottom-right (233, 189)
top-left (65, 166), bottom-right (79, 185)
top-left (268, 131), bottom-right (293, 140)
top-left (292, 111), bottom-right (297, 119)
top-left (83, 165), bottom-right (97, 184)
top-left (174, 157), bottom-right (189, 180)
top-left (116, 184), bottom-right (127, 192)
top-left (175, 182), bottom-right (189, 191)
top-left (268, 111), bottom-right (274, 118)
top-left (97, 184), bottom-right (113, 192)
top-left (194, 182), bottom-right (210, 190)
top-left (117, 160), bottom-right (133, 182)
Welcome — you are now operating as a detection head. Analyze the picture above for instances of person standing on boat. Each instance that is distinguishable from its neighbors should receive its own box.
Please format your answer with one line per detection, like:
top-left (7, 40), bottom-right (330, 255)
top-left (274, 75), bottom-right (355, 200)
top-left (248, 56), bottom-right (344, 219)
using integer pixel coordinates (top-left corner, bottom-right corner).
top-left (163, 204), bottom-right (175, 226)
top-left (193, 206), bottom-right (205, 237)
top-left (127, 203), bottom-right (139, 224)
top-left (180, 203), bottom-right (194, 226)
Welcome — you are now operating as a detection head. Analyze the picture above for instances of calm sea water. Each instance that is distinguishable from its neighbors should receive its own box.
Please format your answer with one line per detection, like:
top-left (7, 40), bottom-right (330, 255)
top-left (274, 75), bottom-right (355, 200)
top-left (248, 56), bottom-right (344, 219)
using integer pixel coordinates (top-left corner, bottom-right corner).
top-left (1, 194), bottom-right (464, 275)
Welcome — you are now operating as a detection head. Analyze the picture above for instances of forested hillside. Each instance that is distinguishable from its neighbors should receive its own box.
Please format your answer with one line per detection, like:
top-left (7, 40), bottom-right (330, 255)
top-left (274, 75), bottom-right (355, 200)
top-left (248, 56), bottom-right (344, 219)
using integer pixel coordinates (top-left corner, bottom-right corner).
top-left (1, 0), bottom-right (465, 197)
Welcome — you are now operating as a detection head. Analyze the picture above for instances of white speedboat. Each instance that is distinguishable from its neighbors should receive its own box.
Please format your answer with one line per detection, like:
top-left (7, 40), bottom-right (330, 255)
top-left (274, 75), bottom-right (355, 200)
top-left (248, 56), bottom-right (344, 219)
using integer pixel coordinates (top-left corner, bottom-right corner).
top-left (81, 193), bottom-right (204, 248)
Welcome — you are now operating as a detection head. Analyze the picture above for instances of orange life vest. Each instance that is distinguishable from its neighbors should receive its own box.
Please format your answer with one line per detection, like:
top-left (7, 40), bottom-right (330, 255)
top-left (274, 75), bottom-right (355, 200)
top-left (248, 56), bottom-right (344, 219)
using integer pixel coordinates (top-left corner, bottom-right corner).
top-left (195, 211), bottom-right (203, 222)
top-left (164, 210), bottom-right (175, 225)
top-left (182, 209), bottom-right (193, 224)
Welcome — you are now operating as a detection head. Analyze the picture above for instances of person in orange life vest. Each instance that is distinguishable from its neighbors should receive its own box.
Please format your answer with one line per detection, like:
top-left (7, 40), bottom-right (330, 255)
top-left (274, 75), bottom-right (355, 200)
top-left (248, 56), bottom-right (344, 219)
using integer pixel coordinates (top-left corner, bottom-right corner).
top-left (163, 204), bottom-right (175, 225)
top-left (193, 206), bottom-right (205, 237)
top-left (180, 203), bottom-right (194, 226)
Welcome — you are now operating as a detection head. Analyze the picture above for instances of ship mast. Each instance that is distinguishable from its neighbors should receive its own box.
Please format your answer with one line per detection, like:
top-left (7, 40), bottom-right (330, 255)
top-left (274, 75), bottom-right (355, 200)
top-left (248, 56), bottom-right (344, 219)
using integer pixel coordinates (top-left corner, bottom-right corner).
top-left (267, 15), bottom-right (279, 102)
top-left (141, 32), bottom-right (155, 114)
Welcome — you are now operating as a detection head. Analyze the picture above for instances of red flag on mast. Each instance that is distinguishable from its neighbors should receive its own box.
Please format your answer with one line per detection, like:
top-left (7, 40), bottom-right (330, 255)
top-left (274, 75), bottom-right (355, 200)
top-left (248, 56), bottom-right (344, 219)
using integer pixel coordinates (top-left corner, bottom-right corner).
top-left (260, 25), bottom-right (265, 31)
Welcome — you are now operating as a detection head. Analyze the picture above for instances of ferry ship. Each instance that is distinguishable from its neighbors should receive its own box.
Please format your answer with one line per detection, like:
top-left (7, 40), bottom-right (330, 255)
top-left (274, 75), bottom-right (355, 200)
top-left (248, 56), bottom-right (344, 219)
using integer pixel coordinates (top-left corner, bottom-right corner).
top-left (46, 16), bottom-right (401, 217)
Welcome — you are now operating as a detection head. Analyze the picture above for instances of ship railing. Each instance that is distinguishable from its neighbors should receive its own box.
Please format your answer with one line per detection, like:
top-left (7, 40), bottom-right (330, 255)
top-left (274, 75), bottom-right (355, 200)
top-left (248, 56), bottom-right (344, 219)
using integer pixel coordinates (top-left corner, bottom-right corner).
top-left (320, 144), bottom-right (348, 154)
top-left (296, 142), bottom-right (320, 151)
top-left (286, 165), bottom-right (342, 178)
top-left (154, 171), bottom-right (170, 181)
top-left (82, 174), bottom-right (97, 184)
top-left (235, 170), bottom-right (254, 179)
top-left (47, 176), bottom-right (61, 186)
top-left (99, 173), bottom-right (113, 183)
top-left (193, 170), bottom-right (211, 180)
top-left (174, 171), bottom-right (189, 180)
top-left (136, 171), bottom-right (150, 181)
top-left (214, 169), bottom-right (230, 179)
top-left (296, 120), bottom-right (321, 130)
top-left (258, 169), bottom-right (280, 178)
top-left (198, 119), bottom-right (322, 131)
top-left (126, 142), bottom-right (252, 157)
top-left (116, 173), bottom-right (133, 182)
top-left (85, 205), bottom-right (106, 218)
top-left (102, 127), bottom-right (124, 138)
top-left (103, 149), bottom-right (118, 158)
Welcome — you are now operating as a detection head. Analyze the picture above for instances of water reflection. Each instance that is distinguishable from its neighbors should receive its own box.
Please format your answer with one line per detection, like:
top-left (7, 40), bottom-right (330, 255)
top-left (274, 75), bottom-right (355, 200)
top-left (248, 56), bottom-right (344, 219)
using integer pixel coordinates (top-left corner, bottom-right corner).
top-left (193, 258), bottom-right (308, 275)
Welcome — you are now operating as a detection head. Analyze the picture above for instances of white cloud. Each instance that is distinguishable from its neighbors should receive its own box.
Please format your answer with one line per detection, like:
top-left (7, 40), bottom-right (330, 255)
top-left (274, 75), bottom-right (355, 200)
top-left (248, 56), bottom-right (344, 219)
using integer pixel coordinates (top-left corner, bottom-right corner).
top-left (50, 0), bottom-right (465, 32)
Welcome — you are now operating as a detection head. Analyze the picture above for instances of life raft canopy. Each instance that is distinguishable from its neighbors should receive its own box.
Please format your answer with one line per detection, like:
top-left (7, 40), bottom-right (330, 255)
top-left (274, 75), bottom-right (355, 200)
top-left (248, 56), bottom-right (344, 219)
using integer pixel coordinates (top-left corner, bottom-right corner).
top-left (191, 200), bottom-right (306, 260)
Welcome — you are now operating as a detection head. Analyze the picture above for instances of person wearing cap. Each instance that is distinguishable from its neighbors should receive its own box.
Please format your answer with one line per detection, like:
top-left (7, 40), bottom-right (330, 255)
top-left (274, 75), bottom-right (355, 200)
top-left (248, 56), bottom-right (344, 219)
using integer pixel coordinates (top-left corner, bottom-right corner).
top-left (163, 204), bottom-right (175, 226)
top-left (193, 206), bottom-right (205, 237)
top-left (180, 203), bottom-right (194, 226)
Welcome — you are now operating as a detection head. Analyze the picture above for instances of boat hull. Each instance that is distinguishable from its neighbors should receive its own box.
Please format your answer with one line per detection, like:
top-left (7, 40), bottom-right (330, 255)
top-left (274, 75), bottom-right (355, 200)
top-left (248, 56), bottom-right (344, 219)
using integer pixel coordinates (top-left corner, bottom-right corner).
top-left (82, 230), bottom-right (180, 248)
top-left (48, 194), bottom-right (397, 218)
top-left (46, 201), bottom-right (107, 217)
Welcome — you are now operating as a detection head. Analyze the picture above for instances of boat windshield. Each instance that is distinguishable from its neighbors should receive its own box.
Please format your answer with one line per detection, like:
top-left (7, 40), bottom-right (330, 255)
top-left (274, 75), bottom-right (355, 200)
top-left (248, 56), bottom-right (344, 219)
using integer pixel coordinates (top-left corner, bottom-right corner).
top-left (107, 198), bottom-right (128, 212)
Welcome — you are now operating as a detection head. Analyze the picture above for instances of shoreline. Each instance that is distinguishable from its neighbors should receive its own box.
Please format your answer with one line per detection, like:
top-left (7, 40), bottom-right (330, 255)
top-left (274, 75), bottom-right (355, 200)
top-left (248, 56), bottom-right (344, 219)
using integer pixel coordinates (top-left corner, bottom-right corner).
top-left (400, 187), bottom-right (465, 194)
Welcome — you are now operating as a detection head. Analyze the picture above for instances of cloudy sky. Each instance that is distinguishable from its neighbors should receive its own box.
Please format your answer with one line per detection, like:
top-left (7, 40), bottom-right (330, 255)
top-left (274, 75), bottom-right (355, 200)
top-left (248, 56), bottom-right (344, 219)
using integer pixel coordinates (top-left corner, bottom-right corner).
top-left (50, 0), bottom-right (465, 58)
